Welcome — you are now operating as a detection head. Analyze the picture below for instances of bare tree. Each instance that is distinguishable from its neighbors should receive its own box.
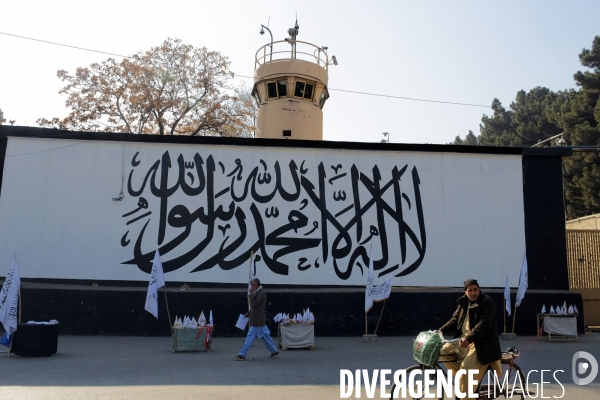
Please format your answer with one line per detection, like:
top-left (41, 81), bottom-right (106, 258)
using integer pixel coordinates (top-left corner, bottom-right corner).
top-left (38, 38), bottom-right (254, 137)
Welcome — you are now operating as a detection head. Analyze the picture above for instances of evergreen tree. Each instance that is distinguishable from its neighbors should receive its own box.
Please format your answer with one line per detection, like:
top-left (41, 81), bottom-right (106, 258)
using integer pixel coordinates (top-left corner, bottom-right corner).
top-left (451, 130), bottom-right (478, 145)
top-left (477, 98), bottom-right (518, 146)
top-left (545, 36), bottom-right (600, 218)
top-left (452, 36), bottom-right (600, 217)
top-left (463, 130), bottom-right (479, 145)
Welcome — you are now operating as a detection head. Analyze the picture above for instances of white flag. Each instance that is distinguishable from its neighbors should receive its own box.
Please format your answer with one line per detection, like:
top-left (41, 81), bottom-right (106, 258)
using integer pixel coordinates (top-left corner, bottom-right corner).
top-left (0, 256), bottom-right (18, 315)
top-left (209, 310), bottom-right (213, 326)
top-left (365, 247), bottom-right (374, 312)
top-left (515, 253), bottom-right (528, 307)
top-left (504, 276), bottom-right (511, 316)
top-left (248, 254), bottom-right (255, 295)
top-left (0, 255), bottom-right (21, 337)
top-left (365, 248), bottom-right (393, 312)
top-left (370, 275), bottom-right (394, 301)
top-left (144, 250), bottom-right (165, 319)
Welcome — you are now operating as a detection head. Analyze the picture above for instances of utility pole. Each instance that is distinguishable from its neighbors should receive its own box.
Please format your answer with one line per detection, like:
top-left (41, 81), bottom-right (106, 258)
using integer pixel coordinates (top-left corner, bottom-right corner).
top-left (0, 108), bottom-right (6, 125)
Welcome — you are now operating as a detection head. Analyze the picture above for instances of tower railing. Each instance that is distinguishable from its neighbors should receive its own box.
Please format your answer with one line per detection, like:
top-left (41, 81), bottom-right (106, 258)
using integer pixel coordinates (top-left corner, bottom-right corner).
top-left (255, 40), bottom-right (329, 71)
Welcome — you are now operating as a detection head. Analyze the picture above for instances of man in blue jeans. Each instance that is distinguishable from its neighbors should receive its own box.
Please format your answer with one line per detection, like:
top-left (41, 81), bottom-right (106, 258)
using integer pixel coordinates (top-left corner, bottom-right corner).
top-left (233, 277), bottom-right (279, 360)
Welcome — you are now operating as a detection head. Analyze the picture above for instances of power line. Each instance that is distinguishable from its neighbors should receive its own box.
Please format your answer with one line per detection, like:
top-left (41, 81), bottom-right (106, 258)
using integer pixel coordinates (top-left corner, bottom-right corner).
top-left (234, 74), bottom-right (489, 107)
top-left (0, 31), bottom-right (128, 58)
top-left (4, 141), bottom-right (87, 158)
top-left (327, 88), bottom-right (489, 108)
top-left (2, 31), bottom-right (491, 109)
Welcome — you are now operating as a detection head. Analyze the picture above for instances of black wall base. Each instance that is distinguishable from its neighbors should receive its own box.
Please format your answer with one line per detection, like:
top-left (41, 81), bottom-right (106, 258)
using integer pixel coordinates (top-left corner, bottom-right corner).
top-left (14, 284), bottom-right (584, 337)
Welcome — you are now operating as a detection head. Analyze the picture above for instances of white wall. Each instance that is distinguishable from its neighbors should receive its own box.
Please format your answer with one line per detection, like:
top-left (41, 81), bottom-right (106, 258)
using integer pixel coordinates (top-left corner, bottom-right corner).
top-left (0, 137), bottom-right (525, 287)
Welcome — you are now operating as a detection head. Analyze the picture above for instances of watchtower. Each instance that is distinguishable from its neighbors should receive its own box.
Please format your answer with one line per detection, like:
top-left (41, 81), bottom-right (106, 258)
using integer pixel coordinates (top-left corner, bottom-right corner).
top-left (252, 21), bottom-right (336, 141)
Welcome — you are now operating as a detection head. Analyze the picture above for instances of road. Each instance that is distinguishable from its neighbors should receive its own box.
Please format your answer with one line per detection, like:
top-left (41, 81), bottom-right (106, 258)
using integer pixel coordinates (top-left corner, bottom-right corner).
top-left (1, 333), bottom-right (600, 399)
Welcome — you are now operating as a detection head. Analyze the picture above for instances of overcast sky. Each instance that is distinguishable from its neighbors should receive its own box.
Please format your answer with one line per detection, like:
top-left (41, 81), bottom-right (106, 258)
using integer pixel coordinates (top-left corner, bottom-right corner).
top-left (1, 1), bottom-right (599, 144)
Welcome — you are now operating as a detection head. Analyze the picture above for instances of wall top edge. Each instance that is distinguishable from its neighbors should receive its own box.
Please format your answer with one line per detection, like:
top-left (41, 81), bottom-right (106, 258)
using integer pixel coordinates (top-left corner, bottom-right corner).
top-left (0, 126), bottom-right (571, 157)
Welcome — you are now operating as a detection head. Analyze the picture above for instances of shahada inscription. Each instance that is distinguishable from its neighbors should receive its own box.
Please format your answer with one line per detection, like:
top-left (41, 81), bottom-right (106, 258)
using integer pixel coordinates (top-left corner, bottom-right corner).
top-left (120, 150), bottom-right (426, 282)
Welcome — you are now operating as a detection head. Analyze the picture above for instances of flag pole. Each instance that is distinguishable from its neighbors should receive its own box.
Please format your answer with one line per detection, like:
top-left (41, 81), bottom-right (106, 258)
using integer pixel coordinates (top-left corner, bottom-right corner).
top-left (246, 251), bottom-right (254, 335)
top-left (503, 299), bottom-right (507, 334)
top-left (364, 244), bottom-right (373, 336)
top-left (511, 307), bottom-right (518, 334)
top-left (7, 290), bottom-right (20, 359)
top-left (373, 299), bottom-right (387, 336)
top-left (163, 287), bottom-right (173, 336)
top-left (247, 251), bottom-right (254, 314)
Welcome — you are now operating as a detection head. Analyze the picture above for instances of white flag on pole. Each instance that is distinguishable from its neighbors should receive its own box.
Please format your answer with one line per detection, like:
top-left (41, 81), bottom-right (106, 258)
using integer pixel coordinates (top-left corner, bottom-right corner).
top-left (0, 254), bottom-right (21, 337)
top-left (504, 276), bottom-right (511, 316)
top-left (365, 247), bottom-right (374, 312)
top-left (365, 248), bottom-right (393, 312)
top-left (371, 275), bottom-right (393, 300)
top-left (248, 254), bottom-right (255, 295)
top-left (144, 250), bottom-right (165, 319)
top-left (515, 253), bottom-right (528, 307)
top-left (0, 256), bottom-right (18, 315)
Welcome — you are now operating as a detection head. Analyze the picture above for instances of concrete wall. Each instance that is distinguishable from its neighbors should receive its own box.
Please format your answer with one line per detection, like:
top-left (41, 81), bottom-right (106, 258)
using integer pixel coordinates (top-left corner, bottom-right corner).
top-left (0, 127), bottom-right (575, 336)
top-left (0, 131), bottom-right (531, 288)
top-left (7, 282), bottom-right (584, 337)
top-left (566, 214), bottom-right (600, 230)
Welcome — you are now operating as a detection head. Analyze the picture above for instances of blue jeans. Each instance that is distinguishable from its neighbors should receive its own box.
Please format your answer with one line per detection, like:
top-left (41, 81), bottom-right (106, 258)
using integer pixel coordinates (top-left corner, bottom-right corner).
top-left (239, 325), bottom-right (278, 356)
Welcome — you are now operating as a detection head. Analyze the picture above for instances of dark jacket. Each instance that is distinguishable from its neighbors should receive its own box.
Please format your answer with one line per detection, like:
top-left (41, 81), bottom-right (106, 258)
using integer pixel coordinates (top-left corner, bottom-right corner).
top-left (439, 292), bottom-right (502, 365)
top-left (248, 287), bottom-right (267, 327)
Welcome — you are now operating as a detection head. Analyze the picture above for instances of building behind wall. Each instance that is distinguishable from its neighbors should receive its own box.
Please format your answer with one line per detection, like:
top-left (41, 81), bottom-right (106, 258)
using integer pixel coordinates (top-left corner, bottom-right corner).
top-left (566, 214), bottom-right (600, 326)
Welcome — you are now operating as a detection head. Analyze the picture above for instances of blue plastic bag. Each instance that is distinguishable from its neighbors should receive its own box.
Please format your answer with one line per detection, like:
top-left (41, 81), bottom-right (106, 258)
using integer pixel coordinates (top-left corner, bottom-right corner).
top-left (0, 332), bottom-right (12, 347)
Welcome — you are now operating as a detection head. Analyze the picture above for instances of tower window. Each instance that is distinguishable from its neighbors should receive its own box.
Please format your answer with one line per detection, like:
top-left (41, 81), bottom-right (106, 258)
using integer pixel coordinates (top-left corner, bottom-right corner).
top-left (294, 81), bottom-right (304, 97)
top-left (319, 89), bottom-right (329, 109)
top-left (266, 79), bottom-right (288, 99)
top-left (277, 80), bottom-right (287, 97)
top-left (304, 83), bottom-right (314, 100)
top-left (294, 80), bottom-right (315, 100)
top-left (267, 82), bottom-right (278, 99)
top-left (252, 91), bottom-right (261, 107)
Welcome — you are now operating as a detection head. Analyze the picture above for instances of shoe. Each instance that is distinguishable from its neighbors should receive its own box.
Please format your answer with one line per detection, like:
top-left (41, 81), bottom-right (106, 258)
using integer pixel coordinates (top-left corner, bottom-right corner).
top-left (233, 354), bottom-right (245, 360)
top-left (269, 351), bottom-right (279, 358)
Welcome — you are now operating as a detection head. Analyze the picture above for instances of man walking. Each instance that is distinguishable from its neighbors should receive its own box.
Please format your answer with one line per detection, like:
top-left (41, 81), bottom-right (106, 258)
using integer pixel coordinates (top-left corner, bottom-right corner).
top-left (234, 277), bottom-right (279, 360)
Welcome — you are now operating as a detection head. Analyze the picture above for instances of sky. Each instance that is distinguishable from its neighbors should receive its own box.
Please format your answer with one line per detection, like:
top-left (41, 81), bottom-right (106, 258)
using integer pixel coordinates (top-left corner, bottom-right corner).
top-left (1, 1), bottom-right (599, 144)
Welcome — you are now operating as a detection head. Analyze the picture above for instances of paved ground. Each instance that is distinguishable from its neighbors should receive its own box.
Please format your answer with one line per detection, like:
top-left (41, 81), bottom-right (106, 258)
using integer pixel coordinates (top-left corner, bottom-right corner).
top-left (1, 333), bottom-right (600, 399)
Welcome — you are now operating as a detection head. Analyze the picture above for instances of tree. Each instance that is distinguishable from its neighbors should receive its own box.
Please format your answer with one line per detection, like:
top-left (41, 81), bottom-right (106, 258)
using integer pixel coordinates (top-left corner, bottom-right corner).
top-left (453, 36), bottom-right (600, 218)
top-left (511, 87), bottom-right (562, 146)
top-left (38, 38), bottom-right (255, 137)
top-left (453, 88), bottom-right (561, 147)
top-left (544, 36), bottom-right (600, 218)
top-left (477, 98), bottom-right (519, 146)
top-left (222, 83), bottom-right (257, 138)
top-left (452, 130), bottom-right (478, 145)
